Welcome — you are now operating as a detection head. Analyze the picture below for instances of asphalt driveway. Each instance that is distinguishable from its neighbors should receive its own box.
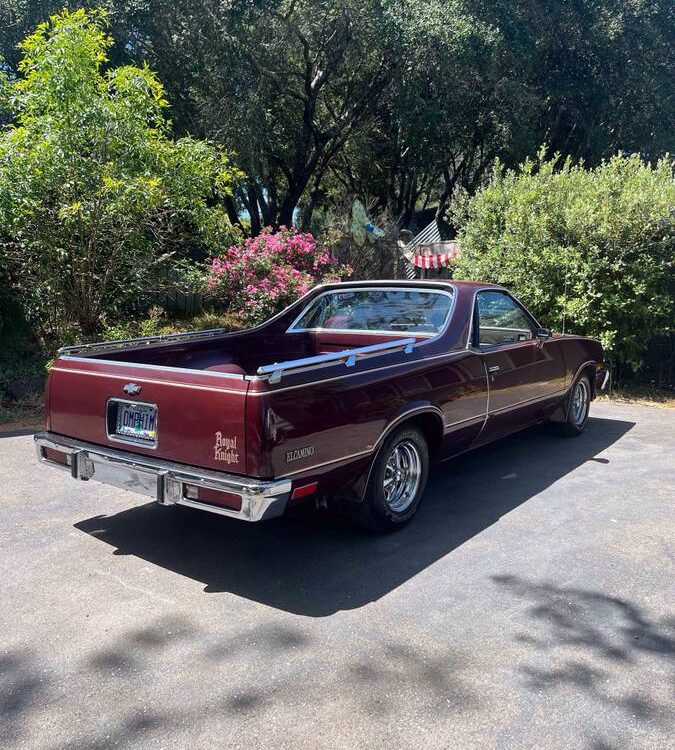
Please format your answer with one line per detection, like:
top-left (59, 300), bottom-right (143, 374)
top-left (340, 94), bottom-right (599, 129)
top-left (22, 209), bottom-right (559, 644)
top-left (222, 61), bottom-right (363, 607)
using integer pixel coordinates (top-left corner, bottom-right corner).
top-left (1, 402), bottom-right (673, 749)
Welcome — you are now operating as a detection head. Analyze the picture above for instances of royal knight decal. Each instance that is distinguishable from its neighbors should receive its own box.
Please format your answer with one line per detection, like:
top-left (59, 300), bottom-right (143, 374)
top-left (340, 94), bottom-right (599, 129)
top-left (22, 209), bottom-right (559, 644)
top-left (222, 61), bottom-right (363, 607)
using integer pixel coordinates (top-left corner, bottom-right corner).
top-left (213, 432), bottom-right (239, 464)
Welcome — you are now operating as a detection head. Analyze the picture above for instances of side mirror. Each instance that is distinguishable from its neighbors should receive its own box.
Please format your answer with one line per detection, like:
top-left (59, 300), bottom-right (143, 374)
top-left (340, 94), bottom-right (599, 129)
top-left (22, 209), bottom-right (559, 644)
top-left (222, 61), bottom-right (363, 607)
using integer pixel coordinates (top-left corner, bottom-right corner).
top-left (536, 327), bottom-right (552, 340)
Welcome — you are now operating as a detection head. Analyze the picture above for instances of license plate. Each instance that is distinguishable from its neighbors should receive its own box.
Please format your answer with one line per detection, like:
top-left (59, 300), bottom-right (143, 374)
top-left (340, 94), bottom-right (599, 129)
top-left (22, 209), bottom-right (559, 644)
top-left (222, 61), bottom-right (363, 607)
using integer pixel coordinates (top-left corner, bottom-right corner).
top-left (111, 401), bottom-right (157, 445)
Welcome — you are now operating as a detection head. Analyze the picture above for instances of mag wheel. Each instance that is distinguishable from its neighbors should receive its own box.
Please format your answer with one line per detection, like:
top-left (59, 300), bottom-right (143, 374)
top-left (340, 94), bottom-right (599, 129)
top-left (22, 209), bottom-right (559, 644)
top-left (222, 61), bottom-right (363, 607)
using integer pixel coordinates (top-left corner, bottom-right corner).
top-left (555, 374), bottom-right (591, 436)
top-left (351, 425), bottom-right (429, 533)
top-left (383, 439), bottom-right (423, 512)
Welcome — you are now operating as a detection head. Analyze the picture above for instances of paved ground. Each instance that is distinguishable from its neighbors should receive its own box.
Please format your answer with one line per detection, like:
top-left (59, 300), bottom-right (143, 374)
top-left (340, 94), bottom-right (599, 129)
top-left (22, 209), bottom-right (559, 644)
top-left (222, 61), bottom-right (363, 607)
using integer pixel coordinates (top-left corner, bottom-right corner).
top-left (1, 402), bottom-right (673, 750)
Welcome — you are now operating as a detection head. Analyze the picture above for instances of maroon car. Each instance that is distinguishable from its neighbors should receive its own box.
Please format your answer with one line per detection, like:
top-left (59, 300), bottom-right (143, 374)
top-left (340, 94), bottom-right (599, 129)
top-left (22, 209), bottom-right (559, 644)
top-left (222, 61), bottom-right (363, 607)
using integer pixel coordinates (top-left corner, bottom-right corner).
top-left (35, 281), bottom-right (608, 531)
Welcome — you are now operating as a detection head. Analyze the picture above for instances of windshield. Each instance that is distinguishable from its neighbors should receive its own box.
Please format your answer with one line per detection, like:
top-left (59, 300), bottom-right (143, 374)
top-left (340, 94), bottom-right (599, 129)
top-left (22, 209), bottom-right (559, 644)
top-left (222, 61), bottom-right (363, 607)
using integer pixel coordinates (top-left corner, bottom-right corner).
top-left (290, 288), bottom-right (453, 335)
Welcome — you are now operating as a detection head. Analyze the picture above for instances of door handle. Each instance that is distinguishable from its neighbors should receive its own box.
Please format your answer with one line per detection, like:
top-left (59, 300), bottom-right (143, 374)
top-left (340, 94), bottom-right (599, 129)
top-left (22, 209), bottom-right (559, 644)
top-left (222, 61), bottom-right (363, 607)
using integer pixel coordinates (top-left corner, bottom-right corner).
top-left (488, 365), bottom-right (500, 374)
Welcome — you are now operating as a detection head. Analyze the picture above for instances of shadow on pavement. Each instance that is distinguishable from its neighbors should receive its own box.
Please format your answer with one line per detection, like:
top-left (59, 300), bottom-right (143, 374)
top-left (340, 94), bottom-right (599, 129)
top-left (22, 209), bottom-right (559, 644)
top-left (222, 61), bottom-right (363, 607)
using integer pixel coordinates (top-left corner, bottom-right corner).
top-left (75, 416), bottom-right (634, 616)
top-left (492, 574), bottom-right (674, 747)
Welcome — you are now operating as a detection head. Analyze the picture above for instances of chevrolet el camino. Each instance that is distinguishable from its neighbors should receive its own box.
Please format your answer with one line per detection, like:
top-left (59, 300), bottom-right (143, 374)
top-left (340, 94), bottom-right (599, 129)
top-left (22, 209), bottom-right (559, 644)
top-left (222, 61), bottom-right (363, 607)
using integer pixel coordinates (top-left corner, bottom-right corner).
top-left (36, 281), bottom-right (609, 532)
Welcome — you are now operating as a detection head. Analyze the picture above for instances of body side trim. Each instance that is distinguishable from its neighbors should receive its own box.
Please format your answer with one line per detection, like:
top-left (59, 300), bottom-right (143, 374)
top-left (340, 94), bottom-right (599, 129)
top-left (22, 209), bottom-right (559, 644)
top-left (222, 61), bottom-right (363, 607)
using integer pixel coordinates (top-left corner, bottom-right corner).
top-left (54, 350), bottom-right (467, 396)
top-left (487, 389), bottom-right (567, 416)
top-left (283, 449), bottom-right (373, 477)
top-left (569, 359), bottom-right (597, 388)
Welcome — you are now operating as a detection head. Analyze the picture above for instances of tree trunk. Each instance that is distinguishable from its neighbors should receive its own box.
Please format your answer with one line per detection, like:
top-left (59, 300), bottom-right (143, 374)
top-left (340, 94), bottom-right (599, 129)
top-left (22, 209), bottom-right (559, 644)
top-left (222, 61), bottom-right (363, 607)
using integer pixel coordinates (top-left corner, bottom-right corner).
top-left (243, 184), bottom-right (262, 236)
top-left (223, 195), bottom-right (246, 234)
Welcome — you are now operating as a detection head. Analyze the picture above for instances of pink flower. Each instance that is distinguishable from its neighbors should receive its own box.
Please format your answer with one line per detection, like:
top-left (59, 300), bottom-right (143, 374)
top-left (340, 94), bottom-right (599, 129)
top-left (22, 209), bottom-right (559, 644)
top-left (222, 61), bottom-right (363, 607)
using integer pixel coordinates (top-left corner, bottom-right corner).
top-left (205, 227), bottom-right (351, 324)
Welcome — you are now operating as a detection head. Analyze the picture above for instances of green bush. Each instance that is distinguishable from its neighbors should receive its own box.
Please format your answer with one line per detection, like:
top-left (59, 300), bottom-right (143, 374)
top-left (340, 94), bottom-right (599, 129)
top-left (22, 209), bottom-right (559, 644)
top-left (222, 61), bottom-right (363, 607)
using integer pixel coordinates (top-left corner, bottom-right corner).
top-left (454, 151), bottom-right (675, 377)
top-left (0, 9), bottom-right (241, 343)
top-left (102, 307), bottom-right (243, 342)
top-left (0, 279), bottom-right (46, 405)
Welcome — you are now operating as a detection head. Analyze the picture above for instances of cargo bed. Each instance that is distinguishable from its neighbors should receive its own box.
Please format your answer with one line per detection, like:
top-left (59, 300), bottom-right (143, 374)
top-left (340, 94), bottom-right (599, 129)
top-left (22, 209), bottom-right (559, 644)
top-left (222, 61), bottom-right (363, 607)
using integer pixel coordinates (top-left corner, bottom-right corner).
top-left (45, 327), bottom-right (418, 479)
top-left (59, 327), bottom-right (420, 379)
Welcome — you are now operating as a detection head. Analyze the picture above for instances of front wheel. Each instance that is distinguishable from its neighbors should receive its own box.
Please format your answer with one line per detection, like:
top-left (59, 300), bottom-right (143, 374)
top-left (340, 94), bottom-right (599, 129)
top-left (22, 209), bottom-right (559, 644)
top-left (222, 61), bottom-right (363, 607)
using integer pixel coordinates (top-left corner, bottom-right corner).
top-left (350, 425), bottom-right (429, 533)
top-left (554, 374), bottom-right (591, 437)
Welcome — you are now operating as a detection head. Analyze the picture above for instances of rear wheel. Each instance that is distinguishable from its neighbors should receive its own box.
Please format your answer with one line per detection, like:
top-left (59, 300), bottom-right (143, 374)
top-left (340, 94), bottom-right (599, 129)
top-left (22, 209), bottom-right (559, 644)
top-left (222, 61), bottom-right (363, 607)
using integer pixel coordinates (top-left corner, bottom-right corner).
top-left (554, 374), bottom-right (591, 436)
top-left (350, 425), bottom-right (429, 532)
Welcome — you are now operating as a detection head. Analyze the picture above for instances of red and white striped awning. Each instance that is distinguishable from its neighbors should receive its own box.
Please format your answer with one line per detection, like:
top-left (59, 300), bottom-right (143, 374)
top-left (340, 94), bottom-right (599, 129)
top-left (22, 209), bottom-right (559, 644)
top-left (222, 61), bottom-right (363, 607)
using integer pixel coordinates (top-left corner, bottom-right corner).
top-left (411, 242), bottom-right (460, 269)
top-left (402, 223), bottom-right (461, 277)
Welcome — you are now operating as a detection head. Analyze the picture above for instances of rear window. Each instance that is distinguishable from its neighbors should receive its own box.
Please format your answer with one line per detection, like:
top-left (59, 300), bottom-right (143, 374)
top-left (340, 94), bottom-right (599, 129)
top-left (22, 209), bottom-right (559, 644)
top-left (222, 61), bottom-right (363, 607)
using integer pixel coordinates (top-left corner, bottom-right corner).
top-left (290, 288), bottom-right (453, 335)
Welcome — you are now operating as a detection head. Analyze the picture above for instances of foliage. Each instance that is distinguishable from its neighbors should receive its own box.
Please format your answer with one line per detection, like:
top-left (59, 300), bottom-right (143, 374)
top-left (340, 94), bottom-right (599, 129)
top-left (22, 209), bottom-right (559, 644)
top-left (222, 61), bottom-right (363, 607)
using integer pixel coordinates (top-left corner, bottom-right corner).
top-left (466, 0), bottom-right (675, 163)
top-left (121, 0), bottom-right (403, 231)
top-left (454, 151), bottom-right (675, 376)
top-left (101, 306), bottom-right (244, 341)
top-left (207, 227), bottom-right (351, 325)
top-left (327, 0), bottom-right (674, 228)
top-left (0, 282), bottom-right (46, 406)
top-left (0, 3), bottom-right (673, 387)
top-left (0, 8), bottom-right (241, 341)
top-left (329, 0), bottom-right (507, 228)
top-left (1, 3), bottom-right (673, 233)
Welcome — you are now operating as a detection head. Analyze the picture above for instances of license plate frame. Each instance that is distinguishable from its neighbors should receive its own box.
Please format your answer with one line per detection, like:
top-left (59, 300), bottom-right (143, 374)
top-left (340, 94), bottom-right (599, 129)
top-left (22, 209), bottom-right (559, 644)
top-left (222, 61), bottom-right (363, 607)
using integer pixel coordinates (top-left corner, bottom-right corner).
top-left (107, 399), bottom-right (158, 448)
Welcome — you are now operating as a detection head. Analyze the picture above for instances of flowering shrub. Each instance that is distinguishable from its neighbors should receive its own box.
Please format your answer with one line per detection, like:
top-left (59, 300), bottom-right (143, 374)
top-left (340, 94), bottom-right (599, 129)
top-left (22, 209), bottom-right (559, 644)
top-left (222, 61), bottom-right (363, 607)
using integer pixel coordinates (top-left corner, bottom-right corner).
top-left (207, 227), bottom-right (351, 324)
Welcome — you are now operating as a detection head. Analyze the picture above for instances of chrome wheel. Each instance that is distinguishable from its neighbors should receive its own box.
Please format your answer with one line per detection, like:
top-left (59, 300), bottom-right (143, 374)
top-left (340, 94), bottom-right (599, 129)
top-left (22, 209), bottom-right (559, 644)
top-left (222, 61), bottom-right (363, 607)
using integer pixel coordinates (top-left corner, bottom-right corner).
top-left (571, 379), bottom-right (589, 425)
top-left (383, 439), bottom-right (422, 513)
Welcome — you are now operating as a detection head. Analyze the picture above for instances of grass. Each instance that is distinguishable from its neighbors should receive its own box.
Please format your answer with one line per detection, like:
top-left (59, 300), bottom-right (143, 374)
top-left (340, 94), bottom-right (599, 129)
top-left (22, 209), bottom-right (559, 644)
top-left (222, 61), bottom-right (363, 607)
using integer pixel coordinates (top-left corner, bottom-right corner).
top-left (0, 395), bottom-right (44, 431)
top-left (596, 383), bottom-right (675, 408)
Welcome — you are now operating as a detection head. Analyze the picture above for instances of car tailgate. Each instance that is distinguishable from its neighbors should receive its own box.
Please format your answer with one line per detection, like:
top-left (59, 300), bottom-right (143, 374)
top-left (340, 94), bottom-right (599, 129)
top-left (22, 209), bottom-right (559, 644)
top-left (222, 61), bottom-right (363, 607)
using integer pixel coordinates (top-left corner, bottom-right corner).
top-left (46, 356), bottom-right (249, 474)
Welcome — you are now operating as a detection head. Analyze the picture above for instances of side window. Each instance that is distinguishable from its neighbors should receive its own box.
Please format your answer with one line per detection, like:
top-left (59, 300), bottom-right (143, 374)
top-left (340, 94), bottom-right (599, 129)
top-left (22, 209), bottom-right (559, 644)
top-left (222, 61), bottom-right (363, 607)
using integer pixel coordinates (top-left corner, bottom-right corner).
top-left (476, 291), bottom-right (536, 346)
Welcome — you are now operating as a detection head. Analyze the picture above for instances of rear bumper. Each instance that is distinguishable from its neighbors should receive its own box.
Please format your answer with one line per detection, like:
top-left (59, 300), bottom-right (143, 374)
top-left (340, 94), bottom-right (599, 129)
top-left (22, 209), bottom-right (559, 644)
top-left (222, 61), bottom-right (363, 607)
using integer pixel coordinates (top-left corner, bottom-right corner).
top-left (35, 432), bottom-right (291, 522)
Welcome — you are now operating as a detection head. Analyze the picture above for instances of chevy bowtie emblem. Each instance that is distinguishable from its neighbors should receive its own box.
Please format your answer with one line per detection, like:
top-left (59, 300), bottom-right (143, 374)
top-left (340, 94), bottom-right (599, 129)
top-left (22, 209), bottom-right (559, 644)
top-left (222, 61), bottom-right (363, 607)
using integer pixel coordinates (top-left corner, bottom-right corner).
top-left (122, 383), bottom-right (142, 396)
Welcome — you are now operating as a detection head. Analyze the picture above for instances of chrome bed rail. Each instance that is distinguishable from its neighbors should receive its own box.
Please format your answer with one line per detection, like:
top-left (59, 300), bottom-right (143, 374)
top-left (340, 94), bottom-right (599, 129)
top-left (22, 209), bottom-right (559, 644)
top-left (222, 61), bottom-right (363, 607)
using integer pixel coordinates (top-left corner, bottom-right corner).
top-left (57, 327), bottom-right (228, 356)
top-left (257, 337), bottom-right (416, 383)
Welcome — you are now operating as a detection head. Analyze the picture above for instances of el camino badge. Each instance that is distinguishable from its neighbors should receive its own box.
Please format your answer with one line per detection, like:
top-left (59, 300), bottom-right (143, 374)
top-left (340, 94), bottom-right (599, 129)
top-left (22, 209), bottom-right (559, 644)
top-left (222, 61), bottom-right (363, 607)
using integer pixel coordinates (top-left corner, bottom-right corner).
top-left (286, 445), bottom-right (315, 463)
top-left (213, 432), bottom-right (239, 464)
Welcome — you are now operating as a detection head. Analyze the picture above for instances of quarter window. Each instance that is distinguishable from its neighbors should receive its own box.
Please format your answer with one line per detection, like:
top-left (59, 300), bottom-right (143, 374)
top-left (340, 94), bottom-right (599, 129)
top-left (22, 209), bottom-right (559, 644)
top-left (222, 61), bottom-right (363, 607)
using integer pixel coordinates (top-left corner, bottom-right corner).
top-left (475, 291), bottom-right (536, 346)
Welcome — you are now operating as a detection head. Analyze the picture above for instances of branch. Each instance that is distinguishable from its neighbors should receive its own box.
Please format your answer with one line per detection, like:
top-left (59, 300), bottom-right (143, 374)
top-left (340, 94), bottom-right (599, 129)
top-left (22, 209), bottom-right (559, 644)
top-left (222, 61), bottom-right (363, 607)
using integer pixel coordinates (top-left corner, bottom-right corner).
top-left (242, 48), bottom-right (308, 103)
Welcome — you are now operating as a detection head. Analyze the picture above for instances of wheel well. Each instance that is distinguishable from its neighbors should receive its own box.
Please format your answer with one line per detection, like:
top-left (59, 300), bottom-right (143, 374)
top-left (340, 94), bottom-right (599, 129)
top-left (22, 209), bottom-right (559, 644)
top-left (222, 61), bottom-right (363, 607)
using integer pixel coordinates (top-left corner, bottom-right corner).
top-left (401, 412), bottom-right (444, 457)
top-left (346, 410), bottom-right (444, 504)
top-left (580, 363), bottom-right (597, 399)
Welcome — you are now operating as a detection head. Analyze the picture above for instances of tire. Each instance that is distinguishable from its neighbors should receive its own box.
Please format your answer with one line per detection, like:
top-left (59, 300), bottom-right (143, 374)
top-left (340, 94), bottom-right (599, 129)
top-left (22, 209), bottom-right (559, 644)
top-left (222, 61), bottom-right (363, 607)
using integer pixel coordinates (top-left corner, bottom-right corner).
top-left (554, 374), bottom-right (591, 437)
top-left (349, 425), bottom-right (429, 533)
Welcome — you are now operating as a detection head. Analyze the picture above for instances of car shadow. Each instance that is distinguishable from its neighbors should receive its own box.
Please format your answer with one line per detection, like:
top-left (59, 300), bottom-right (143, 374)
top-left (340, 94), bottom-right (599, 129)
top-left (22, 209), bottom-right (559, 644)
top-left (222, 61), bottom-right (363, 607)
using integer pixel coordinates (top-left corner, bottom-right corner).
top-left (75, 416), bottom-right (634, 616)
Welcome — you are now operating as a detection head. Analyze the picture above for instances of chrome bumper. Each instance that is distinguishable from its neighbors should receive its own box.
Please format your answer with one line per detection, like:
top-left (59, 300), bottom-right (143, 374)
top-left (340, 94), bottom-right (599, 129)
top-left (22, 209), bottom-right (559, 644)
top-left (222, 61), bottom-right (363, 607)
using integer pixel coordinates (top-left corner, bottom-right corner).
top-left (34, 432), bottom-right (291, 522)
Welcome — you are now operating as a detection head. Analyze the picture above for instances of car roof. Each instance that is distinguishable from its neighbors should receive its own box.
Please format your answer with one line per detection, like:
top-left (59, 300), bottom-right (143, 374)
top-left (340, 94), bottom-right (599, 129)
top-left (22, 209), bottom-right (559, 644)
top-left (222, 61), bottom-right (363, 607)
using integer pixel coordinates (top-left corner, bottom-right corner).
top-left (315, 279), bottom-right (504, 292)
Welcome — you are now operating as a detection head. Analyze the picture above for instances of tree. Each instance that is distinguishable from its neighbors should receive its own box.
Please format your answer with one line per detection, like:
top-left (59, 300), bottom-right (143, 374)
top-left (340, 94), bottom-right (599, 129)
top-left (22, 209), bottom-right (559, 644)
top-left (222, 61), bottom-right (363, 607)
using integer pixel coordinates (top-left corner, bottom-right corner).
top-left (453, 151), bottom-right (675, 378)
top-left (336, 0), bottom-right (675, 230)
top-left (0, 8), bottom-right (240, 340)
top-left (2, 1), bottom-right (673, 237)
top-left (326, 0), bottom-right (527, 230)
top-left (466, 0), bottom-right (675, 163)
top-left (119, 0), bottom-right (404, 231)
